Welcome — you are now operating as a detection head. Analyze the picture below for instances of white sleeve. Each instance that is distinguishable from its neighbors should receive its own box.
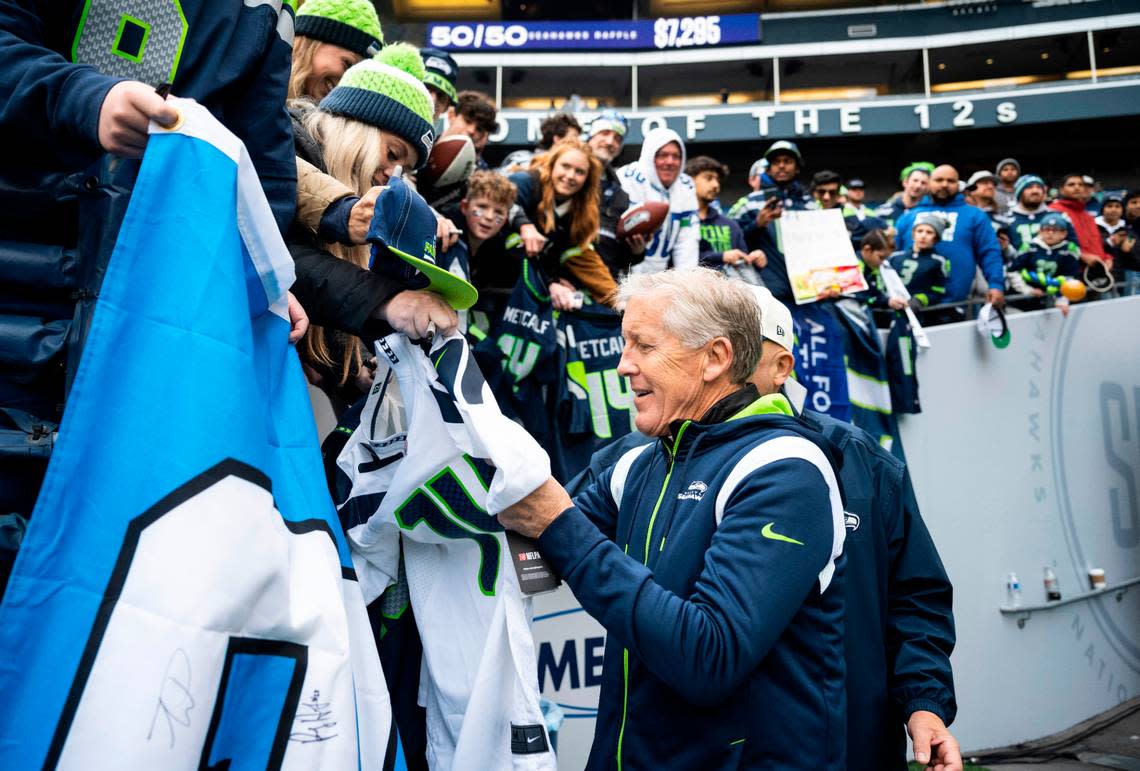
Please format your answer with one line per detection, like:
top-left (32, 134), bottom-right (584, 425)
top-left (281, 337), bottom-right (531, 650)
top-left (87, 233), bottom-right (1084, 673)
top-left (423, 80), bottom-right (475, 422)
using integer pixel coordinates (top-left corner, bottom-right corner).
top-left (672, 211), bottom-right (701, 269)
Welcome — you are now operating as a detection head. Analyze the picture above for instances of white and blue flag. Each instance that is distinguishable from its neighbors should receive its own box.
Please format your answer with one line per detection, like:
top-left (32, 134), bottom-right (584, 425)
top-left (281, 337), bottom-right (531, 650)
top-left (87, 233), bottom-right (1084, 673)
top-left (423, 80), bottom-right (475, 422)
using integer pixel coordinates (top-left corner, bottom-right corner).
top-left (0, 100), bottom-right (390, 770)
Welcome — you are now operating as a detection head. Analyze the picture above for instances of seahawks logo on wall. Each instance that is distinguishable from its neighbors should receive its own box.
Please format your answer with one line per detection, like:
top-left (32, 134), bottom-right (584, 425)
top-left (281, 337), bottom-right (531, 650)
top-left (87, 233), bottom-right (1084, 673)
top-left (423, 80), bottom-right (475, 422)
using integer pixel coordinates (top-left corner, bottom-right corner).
top-left (45, 460), bottom-right (356, 770)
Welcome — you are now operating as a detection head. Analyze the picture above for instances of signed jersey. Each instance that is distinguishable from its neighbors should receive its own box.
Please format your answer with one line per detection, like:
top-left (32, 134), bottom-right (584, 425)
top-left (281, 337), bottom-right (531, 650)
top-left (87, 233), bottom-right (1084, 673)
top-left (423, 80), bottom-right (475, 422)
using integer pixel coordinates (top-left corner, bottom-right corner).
top-left (338, 332), bottom-right (555, 771)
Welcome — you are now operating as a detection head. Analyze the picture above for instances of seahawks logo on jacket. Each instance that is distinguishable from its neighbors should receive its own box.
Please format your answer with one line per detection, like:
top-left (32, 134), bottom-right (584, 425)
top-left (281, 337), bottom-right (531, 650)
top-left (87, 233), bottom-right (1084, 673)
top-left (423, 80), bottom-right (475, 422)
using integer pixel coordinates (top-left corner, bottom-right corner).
top-left (677, 480), bottom-right (708, 502)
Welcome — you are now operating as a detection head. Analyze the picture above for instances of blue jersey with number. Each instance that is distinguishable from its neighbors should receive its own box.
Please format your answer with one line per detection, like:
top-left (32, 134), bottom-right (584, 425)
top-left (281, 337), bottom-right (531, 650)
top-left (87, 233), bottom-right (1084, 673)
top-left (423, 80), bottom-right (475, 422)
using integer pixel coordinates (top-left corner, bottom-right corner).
top-left (473, 261), bottom-right (559, 441)
top-left (551, 305), bottom-right (638, 478)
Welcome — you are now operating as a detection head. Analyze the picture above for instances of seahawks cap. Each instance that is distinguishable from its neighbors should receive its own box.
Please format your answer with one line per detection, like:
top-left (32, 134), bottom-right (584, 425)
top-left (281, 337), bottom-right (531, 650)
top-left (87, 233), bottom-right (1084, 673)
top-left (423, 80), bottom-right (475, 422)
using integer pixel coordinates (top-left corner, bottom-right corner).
top-left (367, 176), bottom-right (477, 311)
top-left (420, 47), bottom-right (459, 104)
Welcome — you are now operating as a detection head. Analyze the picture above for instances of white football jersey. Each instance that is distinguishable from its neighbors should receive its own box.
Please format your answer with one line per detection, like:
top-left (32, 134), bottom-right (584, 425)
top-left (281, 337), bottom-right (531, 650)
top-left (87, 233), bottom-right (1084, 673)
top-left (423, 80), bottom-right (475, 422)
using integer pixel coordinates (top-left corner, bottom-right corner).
top-left (338, 332), bottom-right (555, 771)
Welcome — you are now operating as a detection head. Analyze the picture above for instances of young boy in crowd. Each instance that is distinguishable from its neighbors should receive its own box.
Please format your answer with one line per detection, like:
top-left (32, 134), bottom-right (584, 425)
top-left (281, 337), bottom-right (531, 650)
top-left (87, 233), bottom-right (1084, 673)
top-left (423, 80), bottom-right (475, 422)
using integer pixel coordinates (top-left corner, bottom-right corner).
top-left (686, 155), bottom-right (766, 270)
top-left (1097, 194), bottom-right (1134, 265)
top-left (854, 229), bottom-right (908, 311)
top-left (1009, 212), bottom-right (1082, 297)
top-left (890, 213), bottom-right (951, 309)
top-left (439, 171), bottom-right (519, 332)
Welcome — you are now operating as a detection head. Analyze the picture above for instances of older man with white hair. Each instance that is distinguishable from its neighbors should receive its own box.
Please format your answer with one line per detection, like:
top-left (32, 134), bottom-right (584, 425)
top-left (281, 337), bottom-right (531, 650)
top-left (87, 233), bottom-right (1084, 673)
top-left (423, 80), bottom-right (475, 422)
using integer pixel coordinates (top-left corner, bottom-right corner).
top-left (500, 267), bottom-right (847, 770)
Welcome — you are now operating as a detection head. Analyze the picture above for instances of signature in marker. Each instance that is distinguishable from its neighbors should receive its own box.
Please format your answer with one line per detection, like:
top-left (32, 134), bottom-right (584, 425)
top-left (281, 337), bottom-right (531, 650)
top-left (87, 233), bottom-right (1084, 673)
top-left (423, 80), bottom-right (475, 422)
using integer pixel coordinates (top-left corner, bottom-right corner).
top-left (289, 690), bottom-right (338, 744)
top-left (147, 648), bottom-right (194, 748)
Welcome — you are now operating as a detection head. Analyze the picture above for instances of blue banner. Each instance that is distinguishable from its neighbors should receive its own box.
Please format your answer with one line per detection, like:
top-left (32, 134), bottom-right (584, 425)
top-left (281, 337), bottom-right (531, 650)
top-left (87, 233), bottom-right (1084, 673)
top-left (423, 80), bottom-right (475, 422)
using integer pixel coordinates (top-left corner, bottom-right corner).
top-left (427, 13), bottom-right (760, 51)
top-left (0, 101), bottom-right (388, 769)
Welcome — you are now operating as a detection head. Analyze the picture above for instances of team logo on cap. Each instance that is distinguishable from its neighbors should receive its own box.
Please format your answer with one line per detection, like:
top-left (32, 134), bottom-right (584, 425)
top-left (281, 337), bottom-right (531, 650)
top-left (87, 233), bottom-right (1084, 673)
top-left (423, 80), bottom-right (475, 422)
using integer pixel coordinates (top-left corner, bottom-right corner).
top-left (425, 56), bottom-right (453, 75)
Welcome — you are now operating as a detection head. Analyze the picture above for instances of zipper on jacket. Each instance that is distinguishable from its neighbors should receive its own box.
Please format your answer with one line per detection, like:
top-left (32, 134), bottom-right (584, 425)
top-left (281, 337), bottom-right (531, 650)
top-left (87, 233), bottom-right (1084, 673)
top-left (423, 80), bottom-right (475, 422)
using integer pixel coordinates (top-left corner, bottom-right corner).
top-left (617, 421), bottom-right (690, 770)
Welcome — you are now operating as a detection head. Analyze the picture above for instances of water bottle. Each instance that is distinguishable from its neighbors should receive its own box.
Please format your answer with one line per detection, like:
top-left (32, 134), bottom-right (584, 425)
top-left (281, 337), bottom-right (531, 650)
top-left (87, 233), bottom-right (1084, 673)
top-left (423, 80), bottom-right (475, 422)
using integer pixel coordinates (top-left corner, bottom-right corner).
top-left (1043, 567), bottom-right (1062, 602)
top-left (1006, 572), bottom-right (1022, 608)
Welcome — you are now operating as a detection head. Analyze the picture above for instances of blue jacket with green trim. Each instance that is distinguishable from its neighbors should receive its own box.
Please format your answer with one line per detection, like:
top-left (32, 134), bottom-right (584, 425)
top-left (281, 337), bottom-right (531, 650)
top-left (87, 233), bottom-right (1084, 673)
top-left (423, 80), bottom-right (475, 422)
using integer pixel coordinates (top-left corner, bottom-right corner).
top-left (801, 410), bottom-right (956, 771)
top-left (539, 388), bottom-right (847, 770)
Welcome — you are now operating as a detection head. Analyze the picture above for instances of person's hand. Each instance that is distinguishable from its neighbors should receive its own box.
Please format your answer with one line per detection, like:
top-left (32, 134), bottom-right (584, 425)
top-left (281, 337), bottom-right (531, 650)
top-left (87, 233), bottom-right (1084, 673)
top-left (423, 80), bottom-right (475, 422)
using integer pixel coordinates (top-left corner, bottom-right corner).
top-left (816, 286), bottom-right (841, 301)
top-left (986, 288), bottom-right (1006, 308)
top-left (520, 224), bottom-right (547, 257)
top-left (286, 291), bottom-right (309, 344)
top-left (1031, 288), bottom-right (1045, 298)
top-left (722, 249), bottom-right (746, 265)
top-left (354, 357), bottom-right (377, 393)
top-left (755, 198), bottom-right (782, 228)
top-left (746, 249), bottom-right (767, 268)
top-left (888, 296), bottom-right (909, 311)
top-left (1109, 230), bottom-right (1127, 246)
top-left (907, 710), bottom-right (962, 771)
top-left (1123, 235), bottom-right (1136, 253)
top-left (436, 212), bottom-right (461, 252)
top-left (497, 477), bottom-right (573, 538)
top-left (549, 280), bottom-right (581, 311)
top-left (377, 290), bottom-right (458, 339)
top-left (625, 233), bottom-right (647, 255)
top-left (97, 81), bottom-right (181, 158)
top-left (348, 187), bottom-right (383, 245)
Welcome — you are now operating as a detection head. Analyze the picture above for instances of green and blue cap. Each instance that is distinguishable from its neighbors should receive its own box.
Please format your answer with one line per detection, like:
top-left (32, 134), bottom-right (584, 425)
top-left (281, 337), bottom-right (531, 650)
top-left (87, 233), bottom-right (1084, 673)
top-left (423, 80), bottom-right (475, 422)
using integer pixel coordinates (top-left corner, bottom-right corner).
top-left (368, 176), bottom-right (477, 310)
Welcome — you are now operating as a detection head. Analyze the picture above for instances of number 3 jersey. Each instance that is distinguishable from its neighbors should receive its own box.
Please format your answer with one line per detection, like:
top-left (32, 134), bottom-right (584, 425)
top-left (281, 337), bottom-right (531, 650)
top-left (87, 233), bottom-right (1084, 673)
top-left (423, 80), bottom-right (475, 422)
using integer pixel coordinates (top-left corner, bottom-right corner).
top-left (337, 332), bottom-right (555, 771)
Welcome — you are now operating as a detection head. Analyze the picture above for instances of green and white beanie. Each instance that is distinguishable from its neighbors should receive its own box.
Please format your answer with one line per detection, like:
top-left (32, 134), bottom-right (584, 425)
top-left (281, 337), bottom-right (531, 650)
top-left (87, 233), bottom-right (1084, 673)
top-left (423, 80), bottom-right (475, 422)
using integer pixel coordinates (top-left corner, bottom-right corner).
top-left (319, 43), bottom-right (436, 169)
top-left (296, 0), bottom-right (384, 59)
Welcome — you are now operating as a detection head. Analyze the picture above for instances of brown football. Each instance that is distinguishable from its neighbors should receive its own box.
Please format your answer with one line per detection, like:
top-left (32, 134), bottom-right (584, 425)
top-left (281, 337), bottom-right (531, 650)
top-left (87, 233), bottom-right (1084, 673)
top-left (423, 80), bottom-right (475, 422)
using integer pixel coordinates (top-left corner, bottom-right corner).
top-left (616, 200), bottom-right (670, 239)
top-left (420, 134), bottom-right (476, 189)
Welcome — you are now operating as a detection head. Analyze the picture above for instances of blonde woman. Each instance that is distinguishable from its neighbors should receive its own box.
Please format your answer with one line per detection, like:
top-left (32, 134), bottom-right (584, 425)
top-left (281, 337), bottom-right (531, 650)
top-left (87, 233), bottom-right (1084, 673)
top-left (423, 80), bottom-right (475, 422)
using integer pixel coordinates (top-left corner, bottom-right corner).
top-left (289, 0), bottom-right (383, 101)
top-left (288, 45), bottom-right (457, 413)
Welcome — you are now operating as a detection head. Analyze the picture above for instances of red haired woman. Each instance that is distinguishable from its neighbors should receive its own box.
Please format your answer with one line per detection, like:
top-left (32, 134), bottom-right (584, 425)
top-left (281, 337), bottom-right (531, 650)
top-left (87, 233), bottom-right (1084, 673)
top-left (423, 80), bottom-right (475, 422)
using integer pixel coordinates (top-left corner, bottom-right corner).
top-left (508, 140), bottom-right (617, 307)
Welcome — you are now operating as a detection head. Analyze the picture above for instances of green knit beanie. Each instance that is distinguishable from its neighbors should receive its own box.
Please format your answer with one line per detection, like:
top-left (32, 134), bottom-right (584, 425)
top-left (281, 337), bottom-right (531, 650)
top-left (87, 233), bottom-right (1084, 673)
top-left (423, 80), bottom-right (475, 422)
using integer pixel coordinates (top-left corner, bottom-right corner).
top-left (296, 0), bottom-right (384, 59)
top-left (319, 43), bottom-right (436, 169)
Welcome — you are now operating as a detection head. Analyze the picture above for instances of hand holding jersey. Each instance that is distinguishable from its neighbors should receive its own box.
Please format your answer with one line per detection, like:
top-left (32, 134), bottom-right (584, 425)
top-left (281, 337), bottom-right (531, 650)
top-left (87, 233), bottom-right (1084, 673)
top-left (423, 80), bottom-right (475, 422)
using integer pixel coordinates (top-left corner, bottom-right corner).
top-left (337, 332), bottom-right (555, 771)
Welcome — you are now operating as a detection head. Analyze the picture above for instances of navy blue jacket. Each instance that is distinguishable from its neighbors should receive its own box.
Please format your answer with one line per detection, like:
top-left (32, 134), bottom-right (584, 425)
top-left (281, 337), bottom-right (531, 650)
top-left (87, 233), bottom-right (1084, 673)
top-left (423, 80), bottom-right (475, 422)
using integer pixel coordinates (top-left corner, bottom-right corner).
top-left (802, 410), bottom-right (956, 771)
top-left (0, 0), bottom-right (296, 424)
top-left (542, 389), bottom-right (847, 770)
top-left (569, 402), bottom-right (956, 771)
top-left (0, 0), bottom-right (296, 238)
top-left (894, 195), bottom-right (1004, 301)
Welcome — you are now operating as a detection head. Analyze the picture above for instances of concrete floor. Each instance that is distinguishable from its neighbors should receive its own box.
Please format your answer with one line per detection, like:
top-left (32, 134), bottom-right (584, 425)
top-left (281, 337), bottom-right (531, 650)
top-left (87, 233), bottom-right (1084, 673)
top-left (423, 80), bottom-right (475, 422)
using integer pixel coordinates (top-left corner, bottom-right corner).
top-left (985, 708), bottom-right (1140, 770)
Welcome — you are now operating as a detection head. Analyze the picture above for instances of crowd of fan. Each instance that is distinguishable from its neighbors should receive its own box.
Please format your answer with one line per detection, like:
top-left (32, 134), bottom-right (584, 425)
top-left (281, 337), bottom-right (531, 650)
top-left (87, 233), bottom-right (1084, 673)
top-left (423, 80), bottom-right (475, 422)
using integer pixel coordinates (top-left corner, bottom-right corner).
top-left (5, 0), bottom-right (1138, 559)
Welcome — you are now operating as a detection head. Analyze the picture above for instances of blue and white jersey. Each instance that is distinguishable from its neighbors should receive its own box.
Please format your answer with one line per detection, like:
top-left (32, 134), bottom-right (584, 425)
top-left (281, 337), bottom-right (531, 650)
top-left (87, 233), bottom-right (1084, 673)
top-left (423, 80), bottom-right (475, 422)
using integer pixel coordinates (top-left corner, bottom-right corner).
top-left (338, 332), bottom-right (555, 771)
top-left (0, 100), bottom-right (387, 770)
top-left (617, 128), bottom-right (699, 273)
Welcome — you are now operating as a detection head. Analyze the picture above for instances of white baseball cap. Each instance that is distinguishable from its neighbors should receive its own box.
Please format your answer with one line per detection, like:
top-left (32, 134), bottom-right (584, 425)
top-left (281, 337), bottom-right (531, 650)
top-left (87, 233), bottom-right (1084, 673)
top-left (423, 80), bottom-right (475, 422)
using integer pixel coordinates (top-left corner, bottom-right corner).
top-left (748, 285), bottom-right (793, 353)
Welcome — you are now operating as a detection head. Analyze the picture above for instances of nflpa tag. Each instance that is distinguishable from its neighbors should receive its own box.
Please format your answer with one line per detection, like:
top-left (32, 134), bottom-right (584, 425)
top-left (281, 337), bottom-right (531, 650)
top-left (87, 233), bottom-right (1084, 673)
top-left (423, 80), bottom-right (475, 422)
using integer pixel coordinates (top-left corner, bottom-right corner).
top-left (505, 530), bottom-right (561, 595)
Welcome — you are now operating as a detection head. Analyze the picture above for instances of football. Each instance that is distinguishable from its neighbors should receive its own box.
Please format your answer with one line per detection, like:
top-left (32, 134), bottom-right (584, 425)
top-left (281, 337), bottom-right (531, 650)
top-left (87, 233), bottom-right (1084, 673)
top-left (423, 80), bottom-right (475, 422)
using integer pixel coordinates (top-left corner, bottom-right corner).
top-left (616, 200), bottom-right (670, 239)
top-left (419, 134), bottom-right (476, 189)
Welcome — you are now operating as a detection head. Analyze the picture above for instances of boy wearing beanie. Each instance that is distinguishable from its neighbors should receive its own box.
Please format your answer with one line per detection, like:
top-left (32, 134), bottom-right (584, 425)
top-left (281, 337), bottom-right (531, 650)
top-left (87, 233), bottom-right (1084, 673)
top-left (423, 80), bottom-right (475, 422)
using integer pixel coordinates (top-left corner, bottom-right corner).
top-left (890, 213), bottom-right (952, 309)
top-left (1009, 212), bottom-right (1082, 297)
top-left (290, 0), bottom-right (385, 101)
top-left (994, 157), bottom-right (1020, 213)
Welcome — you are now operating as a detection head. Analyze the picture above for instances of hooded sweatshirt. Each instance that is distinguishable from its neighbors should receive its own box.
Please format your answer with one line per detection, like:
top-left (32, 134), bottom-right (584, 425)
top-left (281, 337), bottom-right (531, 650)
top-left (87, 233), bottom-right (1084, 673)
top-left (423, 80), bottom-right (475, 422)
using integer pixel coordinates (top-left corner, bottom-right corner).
top-left (1050, 197), bottom-right (1109, 265)
top-left (617, 128), bottom-right (700, 273)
